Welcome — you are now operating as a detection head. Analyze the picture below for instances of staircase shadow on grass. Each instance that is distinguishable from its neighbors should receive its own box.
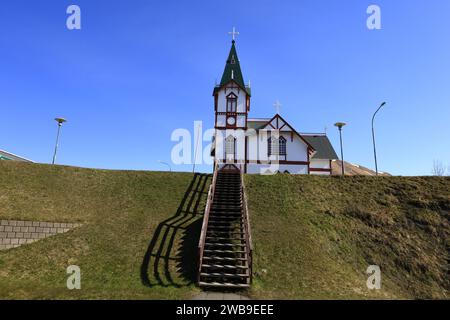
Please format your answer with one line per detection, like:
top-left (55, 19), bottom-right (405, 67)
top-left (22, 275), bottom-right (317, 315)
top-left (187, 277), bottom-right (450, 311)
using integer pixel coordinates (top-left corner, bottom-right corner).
top-left (140, 173), bottom-right (210, 288)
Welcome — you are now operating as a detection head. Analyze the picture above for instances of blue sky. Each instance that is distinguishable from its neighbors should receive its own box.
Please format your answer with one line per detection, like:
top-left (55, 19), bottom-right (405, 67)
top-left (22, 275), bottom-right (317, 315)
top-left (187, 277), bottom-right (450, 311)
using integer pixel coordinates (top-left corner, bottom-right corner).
top-left (1, 0), bottom-right (449, 175)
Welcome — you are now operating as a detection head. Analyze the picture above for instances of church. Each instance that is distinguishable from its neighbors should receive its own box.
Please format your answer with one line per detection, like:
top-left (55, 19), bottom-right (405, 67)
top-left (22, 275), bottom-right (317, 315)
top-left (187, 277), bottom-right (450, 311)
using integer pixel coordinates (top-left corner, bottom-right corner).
top-left (211, 33), bottom-right (338, 175)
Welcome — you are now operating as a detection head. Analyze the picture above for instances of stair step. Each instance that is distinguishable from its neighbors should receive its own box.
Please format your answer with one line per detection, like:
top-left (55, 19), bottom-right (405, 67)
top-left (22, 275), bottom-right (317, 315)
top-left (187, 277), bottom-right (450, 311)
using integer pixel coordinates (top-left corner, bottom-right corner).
top-left (206, 231), bottom-right (244, 236)
top-left (209, 216), bottom-right (242, 220)
top-left (212, 202), bottom-right (241, 205)
top-left (213, 202), bottom-right (242, 205)
top-left (209, 212), bottom-right (242, 216)
top-left (212, 206), bottom-right (242, 210)
top-left (203, 256), bottom-right (247, 261)
top-left (206, 236), bottom-right (245, 240)
top-left (209, 220), bottom-right (243, 224)
top-left (202, 264), bottom-right (248, 270)
top-left (208, 221), bottom-right (243, 225)
top-left (200, 272), bottom-right (249, 278)
top-left (214, 195), bottom-right (242, 198)
top-left (210, 211), bottom-right (242, 215)
top-left (205, 243), bottom-right (246, 247)
top-left (199, 282), bottom-right (250, 289)
top-left (204, 249), bottom-right (246, 254)
top-left (209, 215), bottom-right (242, 219)
top-left (207, 226), bottom-right (242, 230)
top-left (216, 179), bottom-right (241, 186)
top-left (208, 219), bottom-right (242, 223)
top-left (214, 192), bottom-right (241, 194)
top-left (209, 214), bottom-right (242, 218)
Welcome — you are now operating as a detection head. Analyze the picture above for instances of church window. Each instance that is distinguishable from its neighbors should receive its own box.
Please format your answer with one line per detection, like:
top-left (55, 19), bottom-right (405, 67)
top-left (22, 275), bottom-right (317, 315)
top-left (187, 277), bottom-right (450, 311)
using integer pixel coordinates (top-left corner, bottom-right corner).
top-left (279, 136), bottom-right (287, 155)
top-left (226, 93), bottom-right (237, 112)
top-left (225, 135), bottom-right (236, 158)
top-left (268, 136), bottom-right (287, 156)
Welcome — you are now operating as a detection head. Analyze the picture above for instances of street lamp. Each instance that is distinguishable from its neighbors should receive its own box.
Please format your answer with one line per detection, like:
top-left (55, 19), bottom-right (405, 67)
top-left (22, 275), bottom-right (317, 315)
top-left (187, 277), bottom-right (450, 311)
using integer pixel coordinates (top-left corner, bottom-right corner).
top-left (372, 102), bottom-right (386, 176)
top-left (158, 160), bottom-right (172, 172)
top-left (52, 117), bottom-right (67, 165)
top-left (334, 122), bottom-right (347, 176)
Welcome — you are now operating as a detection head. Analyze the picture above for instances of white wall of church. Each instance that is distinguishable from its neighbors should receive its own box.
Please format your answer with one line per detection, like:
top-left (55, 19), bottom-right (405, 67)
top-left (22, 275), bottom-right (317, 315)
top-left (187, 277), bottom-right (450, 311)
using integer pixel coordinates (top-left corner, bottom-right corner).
top-left (215, 84), bottom-right (248, 129)
top-left (246, 131), bottom-right (308, 162)
top-left (216, 114), bottom-right (246, 128)
top-left (214, 129), bottom-right (246, 162)
top-left (310, 159), bottom-right (332, 175)
top-left (216, 115), bottom-right (226, 127)
top-left (217, 84), bottom-right (247, 113)
top-left (310, 159), bottom-right (330, 169)
top-left (246, 164), bottom-right (308, 175)
top-left (310, 171), bottom-right (330, 176)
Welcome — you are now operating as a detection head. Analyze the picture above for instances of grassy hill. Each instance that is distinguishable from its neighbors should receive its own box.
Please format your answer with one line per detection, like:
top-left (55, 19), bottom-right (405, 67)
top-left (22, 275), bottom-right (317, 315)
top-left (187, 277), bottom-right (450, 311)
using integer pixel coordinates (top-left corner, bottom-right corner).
top-left (0, 161), bottom-right (448, 299)
top-left (246, 174), bottom-right (449, 299)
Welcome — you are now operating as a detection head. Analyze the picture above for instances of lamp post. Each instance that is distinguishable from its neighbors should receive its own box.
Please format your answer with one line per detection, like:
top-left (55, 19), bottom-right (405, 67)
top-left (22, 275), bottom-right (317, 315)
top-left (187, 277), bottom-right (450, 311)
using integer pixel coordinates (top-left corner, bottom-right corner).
top-left (334, 122), bottom-right (347, 176)
top-left (372, 102), bottom-right (386, 176)
top-left (52, 117), bottom-right (67, 165)
top-left (158, 160), bottom-right (172, 172)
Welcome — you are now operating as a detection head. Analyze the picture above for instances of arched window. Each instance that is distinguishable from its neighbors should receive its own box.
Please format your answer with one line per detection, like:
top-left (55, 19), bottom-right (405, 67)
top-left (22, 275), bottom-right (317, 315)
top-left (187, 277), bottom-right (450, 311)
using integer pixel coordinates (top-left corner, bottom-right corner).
top-left (268, 137), bottom-right (276, 156)
top-left (226, 93), bottom-right (237, 113)
top-left (225, 135), bottom-right (236, 159)
top-left (279, 136), bottom-right (287, 156)
top-left (268, 136), bottom-right (287, 157)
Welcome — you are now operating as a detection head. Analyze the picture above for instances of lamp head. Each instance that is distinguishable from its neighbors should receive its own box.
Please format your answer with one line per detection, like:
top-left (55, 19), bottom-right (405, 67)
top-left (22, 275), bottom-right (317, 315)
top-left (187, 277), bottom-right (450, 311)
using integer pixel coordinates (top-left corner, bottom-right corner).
top-left (55, 117), bottom-right (67, 125)
top-left (380, 102), bottom-right (386, 107)
top-left (334, 122), bottom-right (347, 130)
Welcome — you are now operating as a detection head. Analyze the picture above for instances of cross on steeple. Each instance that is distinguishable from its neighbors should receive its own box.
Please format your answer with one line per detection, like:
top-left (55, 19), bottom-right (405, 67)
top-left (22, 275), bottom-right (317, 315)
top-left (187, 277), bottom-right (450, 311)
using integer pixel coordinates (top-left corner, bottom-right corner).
top-left (228, 27), bottom-right (240, 41)
top-left (273, 100), bottom-right (282, 114)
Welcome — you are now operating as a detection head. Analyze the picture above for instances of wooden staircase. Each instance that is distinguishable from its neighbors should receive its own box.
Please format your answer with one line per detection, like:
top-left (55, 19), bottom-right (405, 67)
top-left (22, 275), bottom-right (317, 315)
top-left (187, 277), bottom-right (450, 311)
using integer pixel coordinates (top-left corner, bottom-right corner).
top-left (197, 165), bottom-right (253, 289)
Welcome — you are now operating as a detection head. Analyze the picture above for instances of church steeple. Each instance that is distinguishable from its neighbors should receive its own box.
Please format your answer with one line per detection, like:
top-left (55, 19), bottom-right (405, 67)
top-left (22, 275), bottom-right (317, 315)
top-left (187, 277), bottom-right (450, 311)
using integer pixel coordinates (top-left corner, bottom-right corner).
top-left (213, 29), bottom-right (251, 133)
top-left (220, 40), bottom-right (246, 90)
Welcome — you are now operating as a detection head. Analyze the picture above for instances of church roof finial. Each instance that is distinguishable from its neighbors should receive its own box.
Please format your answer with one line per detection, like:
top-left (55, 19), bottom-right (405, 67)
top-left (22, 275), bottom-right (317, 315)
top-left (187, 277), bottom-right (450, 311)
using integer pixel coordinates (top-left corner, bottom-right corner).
top-left (274, 100), bottom-right (282, 115)
top-left (228, 27), bottom-right (239, 42)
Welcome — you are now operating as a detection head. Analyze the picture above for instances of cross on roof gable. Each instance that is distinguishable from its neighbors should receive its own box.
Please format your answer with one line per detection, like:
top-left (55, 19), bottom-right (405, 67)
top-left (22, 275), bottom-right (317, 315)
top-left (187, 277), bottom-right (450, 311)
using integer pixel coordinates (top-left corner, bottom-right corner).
top-left (258, 114), bottom-right (316, 153)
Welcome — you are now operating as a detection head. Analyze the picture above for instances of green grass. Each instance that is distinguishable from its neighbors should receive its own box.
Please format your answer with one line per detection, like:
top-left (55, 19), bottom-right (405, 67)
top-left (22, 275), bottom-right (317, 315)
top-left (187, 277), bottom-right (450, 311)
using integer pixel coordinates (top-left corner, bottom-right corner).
top-left (0, 161), bottom-right (449, 299)
top-left (0, 161), bottom-right (209, 299)
top-left (246, 174), bottom-right (450, 299)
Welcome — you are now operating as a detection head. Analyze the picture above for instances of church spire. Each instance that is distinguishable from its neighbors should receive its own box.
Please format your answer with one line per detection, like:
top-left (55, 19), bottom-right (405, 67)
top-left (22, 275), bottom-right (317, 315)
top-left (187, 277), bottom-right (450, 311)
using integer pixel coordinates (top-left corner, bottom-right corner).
top-left (220, 39), bottom-right (246, 89)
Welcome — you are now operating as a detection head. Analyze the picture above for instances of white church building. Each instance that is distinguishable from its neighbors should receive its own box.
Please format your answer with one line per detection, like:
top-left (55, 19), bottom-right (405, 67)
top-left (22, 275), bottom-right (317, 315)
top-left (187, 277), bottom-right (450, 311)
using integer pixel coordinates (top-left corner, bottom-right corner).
top-left (211, 35), bottom-right (338, 175)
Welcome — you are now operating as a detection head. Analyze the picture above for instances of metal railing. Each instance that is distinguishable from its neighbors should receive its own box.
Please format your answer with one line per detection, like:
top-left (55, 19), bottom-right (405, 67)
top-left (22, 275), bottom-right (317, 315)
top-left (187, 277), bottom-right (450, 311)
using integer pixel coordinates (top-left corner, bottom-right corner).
top-left (240, 167), bottom-right (254, 284)
top-left (197, 161), bottom-right (219, 284)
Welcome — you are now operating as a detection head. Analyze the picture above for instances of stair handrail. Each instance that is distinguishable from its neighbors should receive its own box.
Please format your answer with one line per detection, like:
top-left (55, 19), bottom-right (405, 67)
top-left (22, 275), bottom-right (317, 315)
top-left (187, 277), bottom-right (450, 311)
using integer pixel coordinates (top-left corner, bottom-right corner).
top-left (197, 161), bottom-right (219, 284)
top-left (240, 167), bottom-right (254, 283)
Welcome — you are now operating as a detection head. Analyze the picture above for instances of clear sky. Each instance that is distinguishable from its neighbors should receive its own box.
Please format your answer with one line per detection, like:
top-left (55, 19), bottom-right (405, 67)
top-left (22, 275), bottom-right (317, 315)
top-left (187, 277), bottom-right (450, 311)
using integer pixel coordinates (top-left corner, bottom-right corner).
top-left (1, 0), bottom-right (449, 175)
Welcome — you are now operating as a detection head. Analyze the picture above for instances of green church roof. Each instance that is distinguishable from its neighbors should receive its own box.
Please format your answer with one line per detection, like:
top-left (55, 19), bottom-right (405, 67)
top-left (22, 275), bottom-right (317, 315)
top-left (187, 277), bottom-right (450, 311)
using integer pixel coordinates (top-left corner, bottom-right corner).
top-left (302, 135), bottom-right (339, 160)
top-left (215, 40), bottom-right (250, 96)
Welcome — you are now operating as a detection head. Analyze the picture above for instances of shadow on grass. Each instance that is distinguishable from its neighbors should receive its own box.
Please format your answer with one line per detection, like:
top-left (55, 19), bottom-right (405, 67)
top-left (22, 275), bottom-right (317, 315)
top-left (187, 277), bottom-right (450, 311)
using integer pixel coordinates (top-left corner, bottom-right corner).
top-left (140, 173), bottom-right (210, 287)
